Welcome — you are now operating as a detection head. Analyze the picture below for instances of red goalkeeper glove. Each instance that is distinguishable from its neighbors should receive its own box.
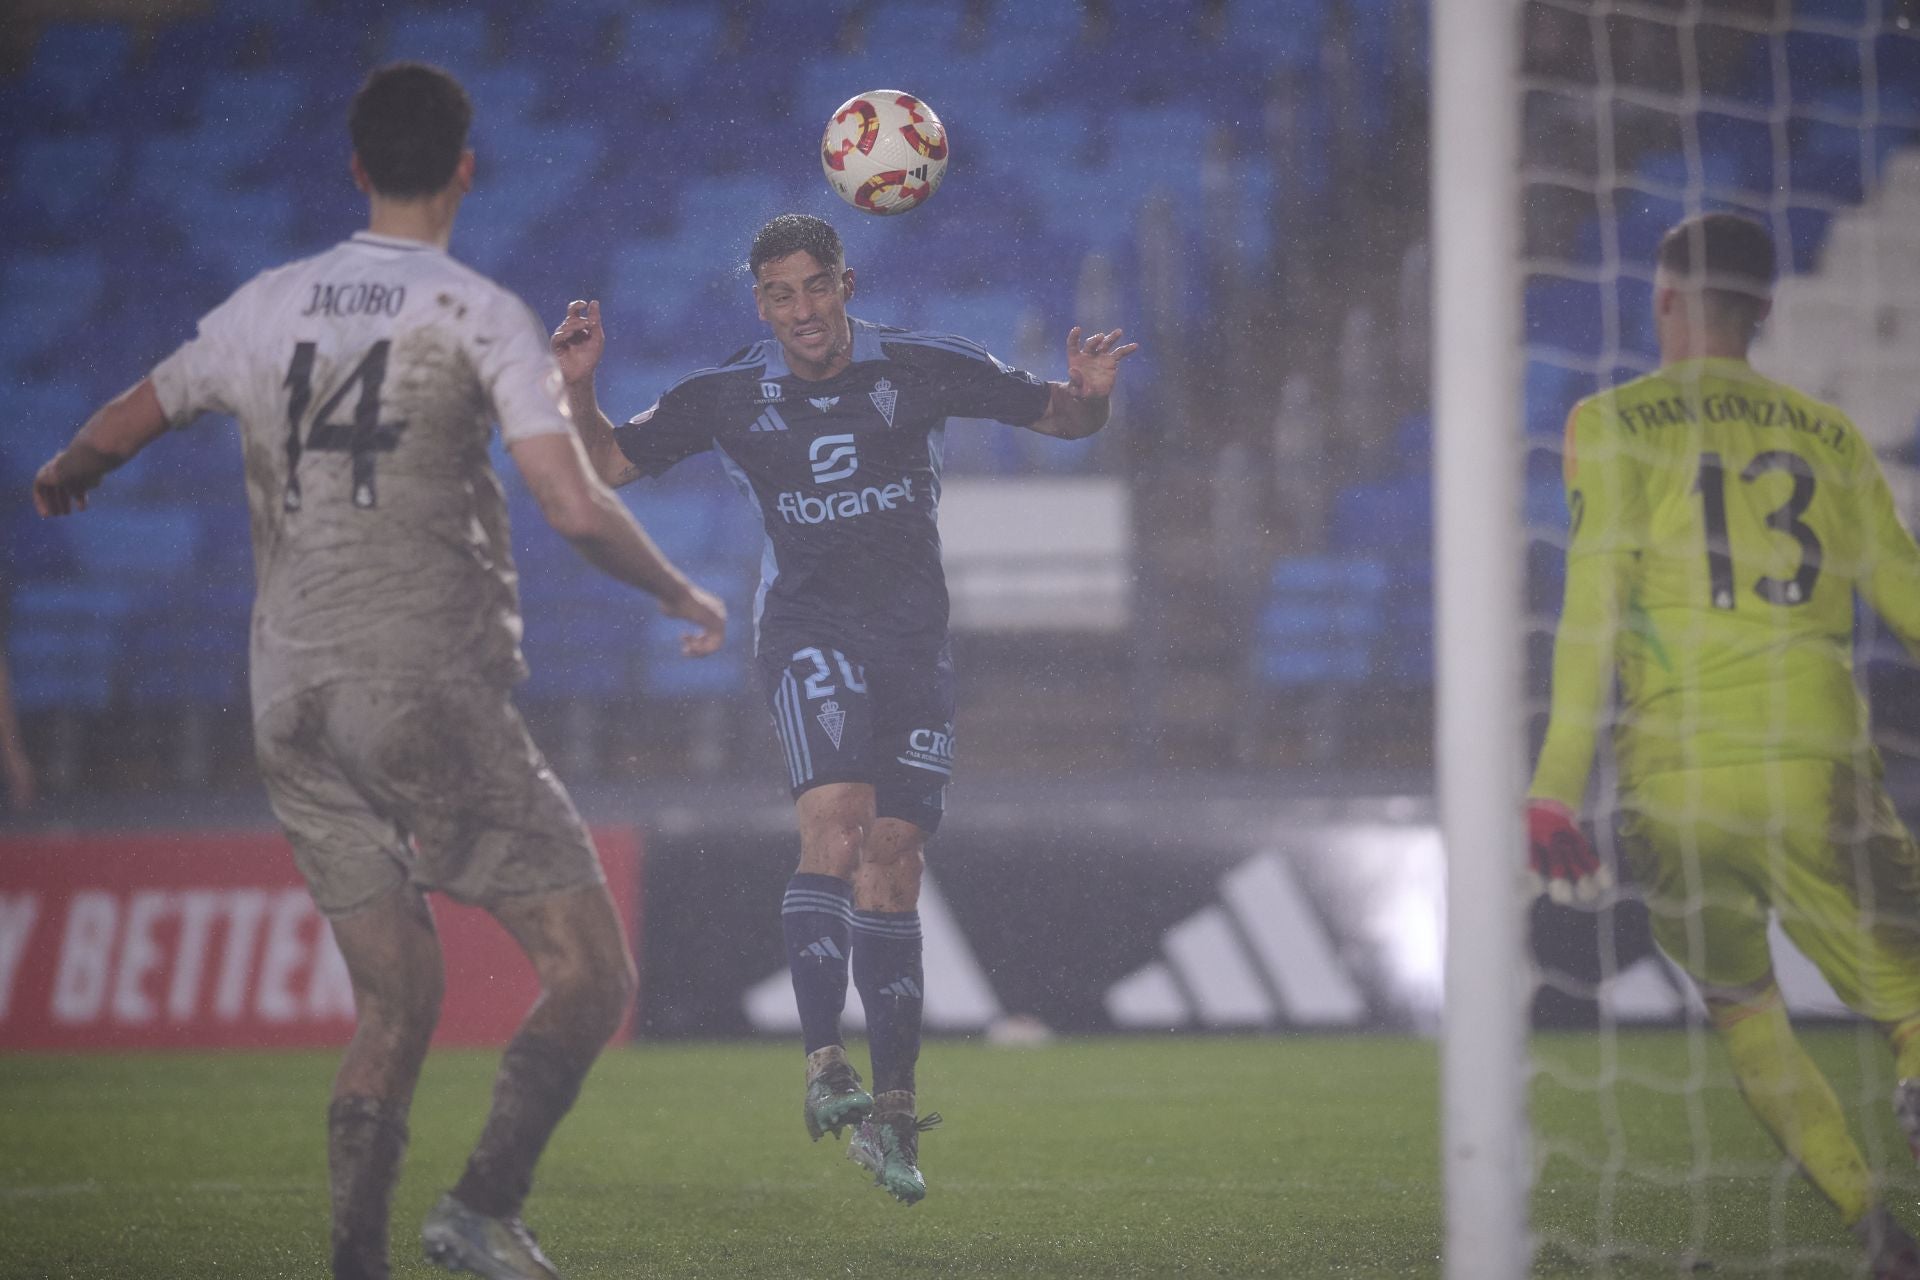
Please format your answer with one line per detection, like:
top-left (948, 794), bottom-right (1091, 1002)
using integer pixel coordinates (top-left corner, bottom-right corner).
top-left (1526, 798), bottom-right (1610, 904)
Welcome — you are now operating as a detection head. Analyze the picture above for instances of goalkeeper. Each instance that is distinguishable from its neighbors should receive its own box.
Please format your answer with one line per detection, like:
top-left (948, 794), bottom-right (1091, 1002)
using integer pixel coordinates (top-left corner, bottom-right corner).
top-left (1530, 211), bottom-right (1920, 1273)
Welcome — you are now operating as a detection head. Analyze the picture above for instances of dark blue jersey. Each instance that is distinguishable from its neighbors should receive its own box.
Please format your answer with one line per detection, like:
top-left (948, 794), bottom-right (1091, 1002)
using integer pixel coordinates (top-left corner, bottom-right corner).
top-left (614, 317), bottom-right (1051, 658)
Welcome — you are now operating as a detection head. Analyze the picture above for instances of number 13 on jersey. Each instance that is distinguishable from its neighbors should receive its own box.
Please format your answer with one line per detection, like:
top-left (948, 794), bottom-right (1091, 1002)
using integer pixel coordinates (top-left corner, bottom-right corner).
top-left (1694, 449), bottom-right (1823, 611)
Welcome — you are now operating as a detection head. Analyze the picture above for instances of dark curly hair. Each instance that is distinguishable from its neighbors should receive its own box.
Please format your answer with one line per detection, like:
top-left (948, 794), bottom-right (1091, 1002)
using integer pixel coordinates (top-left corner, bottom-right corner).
top-left (349, 62), bottom-right (472, 199)
top-left (749, 214), bottom-right (844, 278)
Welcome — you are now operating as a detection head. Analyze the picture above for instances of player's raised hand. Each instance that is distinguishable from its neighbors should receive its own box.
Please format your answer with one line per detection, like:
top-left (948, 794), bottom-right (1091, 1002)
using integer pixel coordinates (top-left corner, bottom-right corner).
top-left (551, 299), bottom-right (605, 385)
top-left (663, 581), bottom-right (728, 658)
top-left (1526, 798), bottom-right (1612, 905)
top-left (32, 450), bottom-right (95, 517)
top-left (1064, 326), bottom-right (1140, 401)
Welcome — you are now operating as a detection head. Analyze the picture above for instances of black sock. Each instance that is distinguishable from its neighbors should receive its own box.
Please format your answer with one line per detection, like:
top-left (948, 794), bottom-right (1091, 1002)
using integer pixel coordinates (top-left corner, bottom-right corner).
top-left (328, 1095), bottom-right (409, 1280)
top-left (782, 873), bottom-right (853, 1054)
top-left (852, 909), bottom-right (924, 1098)
top-left (450, 1033), bottom-right (595, 1220)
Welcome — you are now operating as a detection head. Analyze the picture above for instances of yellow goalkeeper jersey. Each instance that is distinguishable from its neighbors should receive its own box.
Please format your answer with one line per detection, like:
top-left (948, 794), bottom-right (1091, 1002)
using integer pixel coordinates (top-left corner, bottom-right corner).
top-left (1529, 356), bottom-right (1920, 809)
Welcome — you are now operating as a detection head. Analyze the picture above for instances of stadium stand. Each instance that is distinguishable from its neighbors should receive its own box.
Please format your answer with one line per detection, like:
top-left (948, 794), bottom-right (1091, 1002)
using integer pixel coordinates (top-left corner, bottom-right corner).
top-left (58, 1), bottom-right (1920, 784)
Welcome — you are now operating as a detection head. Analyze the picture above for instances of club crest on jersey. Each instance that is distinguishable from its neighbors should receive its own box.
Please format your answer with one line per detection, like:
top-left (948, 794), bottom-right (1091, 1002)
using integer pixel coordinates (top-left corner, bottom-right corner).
top-left (869, 378), bottom-right (897, 427)
top-left (759, 381), bottom-right (784, 403)
top-left (809, 395), bottom-right (841, 411)
top-left (815, 700), bottom-right (846, 750)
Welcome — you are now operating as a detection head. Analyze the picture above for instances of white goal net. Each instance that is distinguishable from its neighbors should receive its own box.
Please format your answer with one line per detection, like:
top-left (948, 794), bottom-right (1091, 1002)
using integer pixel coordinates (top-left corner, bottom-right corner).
top-left (1442, 0), bottom-right (1920, 1275)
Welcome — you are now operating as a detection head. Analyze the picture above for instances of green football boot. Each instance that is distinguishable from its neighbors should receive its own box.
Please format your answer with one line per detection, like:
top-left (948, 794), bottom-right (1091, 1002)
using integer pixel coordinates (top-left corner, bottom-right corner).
top-left (803, 1045), bottom-right (873, 1141)
top-left (848, 1094), bottom-right (942, 1205)
top-left (420, 1192), bottom-right (561, 1280)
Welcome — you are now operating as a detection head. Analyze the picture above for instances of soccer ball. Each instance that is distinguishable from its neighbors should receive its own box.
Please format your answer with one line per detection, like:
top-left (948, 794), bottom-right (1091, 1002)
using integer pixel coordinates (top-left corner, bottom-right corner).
top-left (820, 90), bottom-right (949, 216)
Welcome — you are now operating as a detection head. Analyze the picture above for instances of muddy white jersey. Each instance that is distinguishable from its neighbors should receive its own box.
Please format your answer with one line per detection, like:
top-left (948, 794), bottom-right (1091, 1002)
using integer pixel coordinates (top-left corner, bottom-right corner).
top-left (149, 231), bottom-right (571, 715)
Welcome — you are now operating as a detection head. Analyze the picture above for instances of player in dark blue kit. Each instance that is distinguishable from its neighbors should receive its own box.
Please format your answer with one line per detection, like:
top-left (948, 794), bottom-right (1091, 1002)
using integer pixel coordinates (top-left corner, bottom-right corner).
top-left (551, 214), bottom-right (1136, 1203)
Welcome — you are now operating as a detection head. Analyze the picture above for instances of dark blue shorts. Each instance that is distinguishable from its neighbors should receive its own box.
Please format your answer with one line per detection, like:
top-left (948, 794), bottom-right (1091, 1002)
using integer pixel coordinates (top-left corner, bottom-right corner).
top-left (758, 638), bottom-right (955, 835)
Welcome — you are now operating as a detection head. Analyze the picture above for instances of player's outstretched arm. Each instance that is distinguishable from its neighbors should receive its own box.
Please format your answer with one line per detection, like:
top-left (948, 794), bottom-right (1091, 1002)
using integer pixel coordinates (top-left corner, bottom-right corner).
top-left (509, 431), bottom-right (726, 656)
top-left (551, 299), bottom-right (642, 488)
top-left (1026, 326), bottom-right (1140, 440)
top-left (32, 378), bottom-right (171, 517)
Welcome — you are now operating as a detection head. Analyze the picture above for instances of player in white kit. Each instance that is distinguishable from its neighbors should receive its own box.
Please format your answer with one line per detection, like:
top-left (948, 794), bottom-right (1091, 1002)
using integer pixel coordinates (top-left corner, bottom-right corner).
top-left (31, 64), bottom-right (725, 1280)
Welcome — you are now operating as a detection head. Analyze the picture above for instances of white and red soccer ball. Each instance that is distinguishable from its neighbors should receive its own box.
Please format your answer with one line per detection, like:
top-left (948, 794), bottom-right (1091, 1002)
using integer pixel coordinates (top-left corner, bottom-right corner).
top-left (820, 90), bottom-right (949, 216)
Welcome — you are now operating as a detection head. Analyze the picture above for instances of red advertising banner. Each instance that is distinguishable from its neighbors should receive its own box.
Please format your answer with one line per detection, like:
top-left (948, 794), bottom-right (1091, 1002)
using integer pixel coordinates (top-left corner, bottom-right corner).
top-left (0, 828), bottom-right (641, 1052)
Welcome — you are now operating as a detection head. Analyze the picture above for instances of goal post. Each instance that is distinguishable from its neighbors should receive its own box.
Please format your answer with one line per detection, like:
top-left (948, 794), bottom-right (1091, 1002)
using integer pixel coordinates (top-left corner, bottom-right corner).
top-left (1432, 0), bottom-right (1532, 1276)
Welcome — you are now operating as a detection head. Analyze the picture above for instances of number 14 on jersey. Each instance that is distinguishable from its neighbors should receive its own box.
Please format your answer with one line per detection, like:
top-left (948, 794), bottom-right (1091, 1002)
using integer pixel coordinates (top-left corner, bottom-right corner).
top-left (282, 340), bottom-right (409, 511)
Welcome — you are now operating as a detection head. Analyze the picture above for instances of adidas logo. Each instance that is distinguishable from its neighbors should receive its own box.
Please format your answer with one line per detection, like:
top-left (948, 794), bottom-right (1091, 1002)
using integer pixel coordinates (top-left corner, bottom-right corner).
top-left (750, 407), bottom-right (789, 433)
top-left (1105, 851), bottom-right (1369, 1030)
top-left (746, 874), bottom-right (999, 1032)
top-left (878, 977), bottom-right (923, 1000)
top-left (802, 937), bottom-right (843, 962)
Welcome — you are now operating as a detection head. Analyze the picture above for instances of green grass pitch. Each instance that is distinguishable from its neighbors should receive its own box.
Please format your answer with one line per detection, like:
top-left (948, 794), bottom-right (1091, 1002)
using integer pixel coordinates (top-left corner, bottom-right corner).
top-left (2, 1032), bottom-right (1915, 1277)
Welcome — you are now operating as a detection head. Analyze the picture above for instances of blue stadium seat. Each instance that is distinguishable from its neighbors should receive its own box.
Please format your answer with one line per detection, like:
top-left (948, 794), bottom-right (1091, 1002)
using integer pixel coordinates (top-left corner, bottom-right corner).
top-left (1791, 0), bottom-right (1873, 21)
top-left (132, 133), bottom-right (249, 218)
top-left (1635, 149), bottom-right (1748, 202)
top-left (144, 13), bottom-right (252, 84)
top-left (1696, 112), bottom-right (1777, 196)
top-left (603, 236), bottom-right (719, 341)
top-left (461, 67), bottom-right (546, 124)
top-left (861, 1), bottom-right (967, 60)
top-left (1110, 105), bottom-right (1216, 170)
top-left (599, 363), bottom-right (679, 424)
top-left (6, 134), bottom-right (122, 234)
top-left (676, 175), bottom-right (791, 247)
top-left (754, 0), bottom-right (862, 50)
top-left (1879, 33), bottom-right (1920, 118)
top-left (518, 590), bottom-right (649, 703)
top-left (798, 56), bottom-right (867, 120)
top-left (1783, 205), bottom-right (1833, 273)
top-left (24, 22), bottom-right (135, 121)
top-left (1524, 461), bottom-right (1572, 538)
top-left (1329, 475), bottom-right (1430, 555)
top-left (1791, 117), bottom-right (1869, 204)
top-left (381, 9), bottom-right (496, 77)
top-left (639, 565), bottom-right (752, 700)
top-left (1611, 187), bottom-right (1687, 264)
top-left (1785, 30), bottom-right (1864, 116)
top-left (59, 505), bottom-right (202, 591)
top-left (1252, 557), bottom-right (1387, 689)
top-left (1524, 359), bottom-right (1597, 439)
top-left (1221, 0), bottom-right (1325, 72)
top-left (610, 6), bottom-right (723, 98)
top-left (6, 582), bottom-right (133, 713)
top-left (922, 291), bottom-right (1030, 357)
top-left (1614, 274), bottom-right (1656, 362)
top-left (124, 583), bottom-right (250, 710)
top-left (1524, 274), bottom-right (1606, 361)
top-left (627, 488), bottom-right (723, 565)
top-left (0, 252), bottom-right (107, 373)
top-left (490, 122), bottom-right (603, 195)
top-left (0, 384), bottom-right (90, 475)
top-left (176, 186), bottom-right (302, 281)
top-left (452, 177), bottom-right (553, 276)
top-left (195, 73), bottom-right (306, 159)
